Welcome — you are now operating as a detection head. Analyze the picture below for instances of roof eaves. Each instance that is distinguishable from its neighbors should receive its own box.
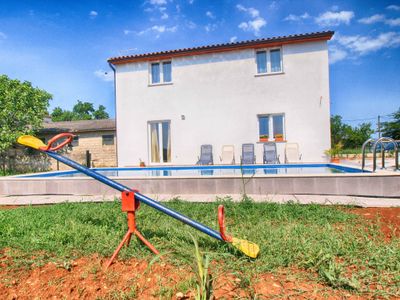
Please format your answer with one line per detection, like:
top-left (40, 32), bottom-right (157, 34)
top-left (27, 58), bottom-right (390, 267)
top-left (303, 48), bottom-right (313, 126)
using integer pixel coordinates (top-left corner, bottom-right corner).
top-left (108, 31), bottom-right (334, 65)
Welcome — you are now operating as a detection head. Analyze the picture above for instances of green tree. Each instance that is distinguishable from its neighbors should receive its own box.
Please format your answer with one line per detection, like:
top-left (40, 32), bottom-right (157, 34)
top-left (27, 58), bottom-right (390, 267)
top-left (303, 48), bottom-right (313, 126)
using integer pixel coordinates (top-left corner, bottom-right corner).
top-left (51, 107), bottom-right (75, 121)
top-left (330, 115), bottom-right (373, 149)
top-left (381, 108), bottom-right (400, 140)
top-left (342, 122), bottom-right (374, 148)
top-left (72, 100), bottom-right (95, 120)
top-left (0, 75), bottom-right (51, 173)
top-left (330, 115), bottom-right (346, 147)
top-left (51, 100), bottom-right (109, 121)
top-left (93, 105), bottom-right (109, 119)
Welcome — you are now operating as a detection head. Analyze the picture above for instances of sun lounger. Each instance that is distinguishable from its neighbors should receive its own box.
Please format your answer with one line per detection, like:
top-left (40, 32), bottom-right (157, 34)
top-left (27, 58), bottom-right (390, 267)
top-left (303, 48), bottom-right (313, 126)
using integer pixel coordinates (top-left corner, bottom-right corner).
top-left (241, 143), bottom-right (256, 164)
top-left (197, 144), bottom-right (213, 165)
top-left (263, 142), bottom-right (280, 164)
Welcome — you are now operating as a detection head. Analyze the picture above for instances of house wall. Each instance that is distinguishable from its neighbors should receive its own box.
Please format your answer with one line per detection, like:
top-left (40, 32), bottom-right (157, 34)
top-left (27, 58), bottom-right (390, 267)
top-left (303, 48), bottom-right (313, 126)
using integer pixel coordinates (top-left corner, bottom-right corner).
top-left (41, 131), bottom-right (117, 170)
top-left (115, 40), bottom-right (331, 166)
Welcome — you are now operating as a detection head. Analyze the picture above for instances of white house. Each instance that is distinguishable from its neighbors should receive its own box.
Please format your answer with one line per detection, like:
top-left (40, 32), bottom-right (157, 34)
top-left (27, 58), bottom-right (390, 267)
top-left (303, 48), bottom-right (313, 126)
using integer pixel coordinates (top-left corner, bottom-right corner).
top-left (108, 31), bottom-right (334, 166)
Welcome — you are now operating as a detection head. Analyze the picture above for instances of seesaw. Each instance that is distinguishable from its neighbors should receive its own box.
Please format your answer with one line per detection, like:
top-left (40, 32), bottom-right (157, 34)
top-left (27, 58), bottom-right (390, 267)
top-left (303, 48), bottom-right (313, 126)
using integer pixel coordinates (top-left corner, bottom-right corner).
top-left (18, 133), bottom-right (259, 267)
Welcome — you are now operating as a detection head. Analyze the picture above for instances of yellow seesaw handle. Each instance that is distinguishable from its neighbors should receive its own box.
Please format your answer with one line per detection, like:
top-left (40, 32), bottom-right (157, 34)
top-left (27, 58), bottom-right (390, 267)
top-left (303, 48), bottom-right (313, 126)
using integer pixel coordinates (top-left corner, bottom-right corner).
top-left (231, 237), bottom-right (260, 259)
top-left (17, 135), bottom-right (46, 150)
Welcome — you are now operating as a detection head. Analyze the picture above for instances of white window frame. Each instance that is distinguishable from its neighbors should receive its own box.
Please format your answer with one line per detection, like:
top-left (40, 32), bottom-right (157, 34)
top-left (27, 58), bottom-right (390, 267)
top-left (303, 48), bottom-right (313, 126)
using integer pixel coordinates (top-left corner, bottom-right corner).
top-left (257, 113), bottom-right (286, 142)
top-left (147, 120), bottom-right (172, 165)
top-left (255, 47), bottom-right (283, 75)
top-left (149, 60), bottom-right (173, 86)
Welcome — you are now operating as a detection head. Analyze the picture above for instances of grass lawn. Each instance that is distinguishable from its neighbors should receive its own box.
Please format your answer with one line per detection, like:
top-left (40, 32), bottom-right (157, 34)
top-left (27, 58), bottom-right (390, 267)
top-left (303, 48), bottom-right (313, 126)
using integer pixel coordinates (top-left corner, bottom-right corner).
top-left (0, 198), bottom-right (399, 298)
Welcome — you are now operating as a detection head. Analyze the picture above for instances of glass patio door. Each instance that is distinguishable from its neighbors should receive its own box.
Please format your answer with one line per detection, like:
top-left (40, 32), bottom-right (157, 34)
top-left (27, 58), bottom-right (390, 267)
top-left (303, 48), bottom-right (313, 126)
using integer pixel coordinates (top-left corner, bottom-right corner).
top-left (149, 121), bottom-right (171, 163)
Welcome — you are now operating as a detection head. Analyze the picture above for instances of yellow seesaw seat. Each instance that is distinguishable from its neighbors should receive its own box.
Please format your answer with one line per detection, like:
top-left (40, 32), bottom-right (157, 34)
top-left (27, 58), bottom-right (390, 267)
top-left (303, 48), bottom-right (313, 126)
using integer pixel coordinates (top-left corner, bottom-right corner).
top-left (17, 135), bottom-right (46, 150)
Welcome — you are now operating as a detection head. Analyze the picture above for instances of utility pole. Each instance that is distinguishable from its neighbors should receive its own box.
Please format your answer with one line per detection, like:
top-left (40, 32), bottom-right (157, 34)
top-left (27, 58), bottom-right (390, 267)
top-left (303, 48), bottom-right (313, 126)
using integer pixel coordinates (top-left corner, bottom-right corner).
top-left (377, 115), bottom-right (381, 138)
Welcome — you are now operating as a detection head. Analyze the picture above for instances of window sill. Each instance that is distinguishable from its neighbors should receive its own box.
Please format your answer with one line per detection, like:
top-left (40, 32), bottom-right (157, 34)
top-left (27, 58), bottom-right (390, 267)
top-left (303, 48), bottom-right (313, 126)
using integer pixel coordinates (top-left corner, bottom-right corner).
top-left (257, 140), bottom-right (286, 143)
top-left (254, 71), bottom-right (284, 77)
top-left (148, 82), bottom-right (173, 87)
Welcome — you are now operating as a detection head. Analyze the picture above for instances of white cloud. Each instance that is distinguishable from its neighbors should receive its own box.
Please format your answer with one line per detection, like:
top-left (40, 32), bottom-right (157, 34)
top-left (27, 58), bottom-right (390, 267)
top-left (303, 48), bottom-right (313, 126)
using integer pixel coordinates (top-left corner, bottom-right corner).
top-left (138, 25), bottom-right (177, 36)
top-left (385, 18), bottom-right (400, 26)
top-left (387, 5), bottom-right (400, 11)
top-left (329, 46), bottom-right (347, 63)
top-left (284, 12), bottom-right (310, 22)
top-left (206, 11), bottom-right (215, 19)
top-left (358, 14), bottom-right (400, 26)
top-left (268, 1), bottom-right (278, 10)
top-left (315, 10), bottom-right (354, 26)
top-left (149, 0), bottom-right (166, 5)
top-left (94, 70), bottom-right (113, 82)
top-left (205, 23), bottom-right (217, 32)
top-left (186, 21), bottom-right (196, 29)
top-left (358, 14), bottom-right (385, 24)
top-left (188, 0), bottom-right (194, 4)
top-left (89, 10), bottom-right (98, 18)
top-left (236, 4), bottom-right (266, 36)
top-left (123, 29), bottom-right (133, 35)
top-left (230, 36), bottom-right (237, 43)
top-left (238, 18), bottom-right (266, 36)
top-left (337, 32), bottom-right (400, 55)
top-left (236, 4), bottom-right (260, 18)
top-left (0, 32), bottom-right (7, 40)
top-left (161, 12), bottom-right (168, 19)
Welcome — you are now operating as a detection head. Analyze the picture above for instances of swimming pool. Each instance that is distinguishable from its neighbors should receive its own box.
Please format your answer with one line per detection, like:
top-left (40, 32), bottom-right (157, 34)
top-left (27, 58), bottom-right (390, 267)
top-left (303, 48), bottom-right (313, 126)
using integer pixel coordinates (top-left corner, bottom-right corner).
top-left (4, 163), bottom-right (398, 198)
top-left (22, 164), bottom-right (366, 178)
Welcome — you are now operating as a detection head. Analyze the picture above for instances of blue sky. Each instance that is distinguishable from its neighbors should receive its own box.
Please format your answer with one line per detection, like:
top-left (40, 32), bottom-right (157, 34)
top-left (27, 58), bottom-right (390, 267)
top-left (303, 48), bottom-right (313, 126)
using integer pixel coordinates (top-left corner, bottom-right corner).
top-left (0, 0), bottom-right (399, 129)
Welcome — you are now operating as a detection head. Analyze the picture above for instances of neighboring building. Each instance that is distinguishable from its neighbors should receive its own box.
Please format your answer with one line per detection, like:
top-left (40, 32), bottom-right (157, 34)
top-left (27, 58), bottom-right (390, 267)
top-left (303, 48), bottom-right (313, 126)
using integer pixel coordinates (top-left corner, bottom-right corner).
top-left (40, 119), bottom-right (116, 170)
top-left (108, 31), bottom-right (334, 166)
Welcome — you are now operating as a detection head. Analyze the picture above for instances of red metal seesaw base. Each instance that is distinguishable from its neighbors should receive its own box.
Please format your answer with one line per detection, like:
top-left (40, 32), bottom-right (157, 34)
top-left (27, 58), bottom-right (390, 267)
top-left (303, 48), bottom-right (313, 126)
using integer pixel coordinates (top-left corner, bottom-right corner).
top-left (105, 191), bottom-right (159, 269)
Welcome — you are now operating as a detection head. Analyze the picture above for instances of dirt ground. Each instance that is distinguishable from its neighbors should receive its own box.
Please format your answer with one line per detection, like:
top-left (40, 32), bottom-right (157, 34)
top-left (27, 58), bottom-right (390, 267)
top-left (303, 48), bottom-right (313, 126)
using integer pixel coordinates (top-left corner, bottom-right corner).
top-left (0, 206), bottom-right (399, 299)
top-left (350, 207), bottom-right (400, 241)
top-left (0, 254), bottom-right (368, 300)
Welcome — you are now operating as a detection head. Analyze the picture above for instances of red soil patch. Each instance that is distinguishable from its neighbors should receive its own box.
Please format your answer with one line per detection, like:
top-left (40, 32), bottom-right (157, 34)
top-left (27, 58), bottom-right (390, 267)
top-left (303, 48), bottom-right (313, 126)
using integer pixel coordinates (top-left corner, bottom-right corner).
top-left (349, 207), bottom-right (400, 240)
top-left (0, 253), bottom-right (385, 300)
top-left (0, 205), bottom-right (20, 210)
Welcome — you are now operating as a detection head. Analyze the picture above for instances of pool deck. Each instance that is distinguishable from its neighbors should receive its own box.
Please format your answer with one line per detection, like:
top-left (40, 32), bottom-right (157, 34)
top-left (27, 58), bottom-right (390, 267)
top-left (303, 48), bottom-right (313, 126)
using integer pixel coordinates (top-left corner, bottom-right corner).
top-left (1, 193), bottom-right (399, 207)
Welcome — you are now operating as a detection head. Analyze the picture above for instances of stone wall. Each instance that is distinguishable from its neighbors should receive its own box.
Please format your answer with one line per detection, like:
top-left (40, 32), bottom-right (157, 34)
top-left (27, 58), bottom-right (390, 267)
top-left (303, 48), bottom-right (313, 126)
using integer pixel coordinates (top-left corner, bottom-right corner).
top-left (42, 131), bottom-right (117, 170)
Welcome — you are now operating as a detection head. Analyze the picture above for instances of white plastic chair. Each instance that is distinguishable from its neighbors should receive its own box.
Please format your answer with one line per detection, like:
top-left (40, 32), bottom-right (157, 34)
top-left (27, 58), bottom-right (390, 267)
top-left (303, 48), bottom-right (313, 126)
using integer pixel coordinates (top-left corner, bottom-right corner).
top-left (219, 145), bottom-right (235, 164)
top-left (285, 143), bottom-right (302, 163)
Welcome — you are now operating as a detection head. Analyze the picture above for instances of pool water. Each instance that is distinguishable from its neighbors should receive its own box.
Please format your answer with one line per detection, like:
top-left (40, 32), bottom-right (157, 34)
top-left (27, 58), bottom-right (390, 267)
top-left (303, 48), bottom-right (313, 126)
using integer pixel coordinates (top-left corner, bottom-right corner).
top-left (22, 164), bottom-right (366, 178)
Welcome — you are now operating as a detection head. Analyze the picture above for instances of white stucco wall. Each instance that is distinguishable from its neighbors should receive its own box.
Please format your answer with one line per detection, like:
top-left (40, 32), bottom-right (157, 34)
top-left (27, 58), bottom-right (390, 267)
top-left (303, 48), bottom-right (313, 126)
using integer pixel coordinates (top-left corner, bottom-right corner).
top-left (114, 40), bottom-right (331, 166)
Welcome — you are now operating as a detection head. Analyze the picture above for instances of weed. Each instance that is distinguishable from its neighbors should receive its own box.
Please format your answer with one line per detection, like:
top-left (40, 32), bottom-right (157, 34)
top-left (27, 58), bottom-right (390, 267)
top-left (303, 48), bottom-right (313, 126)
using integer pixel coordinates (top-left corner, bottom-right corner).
top-left (190, 234), bottom-right (213, 300)
top-left (105, 287), bottom-right (137, 300)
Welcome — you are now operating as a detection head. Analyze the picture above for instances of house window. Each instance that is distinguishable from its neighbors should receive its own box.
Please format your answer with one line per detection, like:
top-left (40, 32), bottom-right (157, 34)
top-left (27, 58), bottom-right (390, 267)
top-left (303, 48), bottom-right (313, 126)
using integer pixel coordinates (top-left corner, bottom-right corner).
top-left (148, 121), bottom-right (171, 163)
top-left (258, 114), bottom-right (285, 141)
top-left (270, 49), bottom-right (282, 72)
top-left (162, 61), bottom-right (172, 82)
top-left (256, 48), bottom-right (282, 74)
top-left (102, 134), bottom-right (114, 145)
top-left (258, 116), bottom-right (269, 140)
top-left (151, 63), bottom-right (160, 84)
top-left (256, 51), bottom-right (267, 74)
top-left (71, 136), bottom-right (79, 146)
top-left (150, 61), bottom-right (172, 84)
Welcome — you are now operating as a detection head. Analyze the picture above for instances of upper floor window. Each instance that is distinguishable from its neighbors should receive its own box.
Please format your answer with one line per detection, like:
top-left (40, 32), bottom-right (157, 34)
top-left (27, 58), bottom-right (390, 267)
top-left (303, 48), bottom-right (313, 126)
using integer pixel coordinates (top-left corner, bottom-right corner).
top-left (256, 48), bottom-right (282, 74)
top-left (258, 114), bottom-right (285, 141)
top-left (150, 61), bottom-right (172, 84)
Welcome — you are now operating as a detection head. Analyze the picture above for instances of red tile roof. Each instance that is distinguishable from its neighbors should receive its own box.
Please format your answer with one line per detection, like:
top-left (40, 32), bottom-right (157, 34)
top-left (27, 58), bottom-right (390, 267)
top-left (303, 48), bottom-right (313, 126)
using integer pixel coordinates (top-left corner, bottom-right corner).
top-left (108, 31), bottom-right (334, 65)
